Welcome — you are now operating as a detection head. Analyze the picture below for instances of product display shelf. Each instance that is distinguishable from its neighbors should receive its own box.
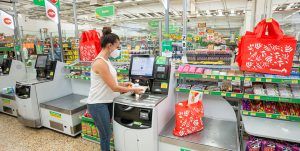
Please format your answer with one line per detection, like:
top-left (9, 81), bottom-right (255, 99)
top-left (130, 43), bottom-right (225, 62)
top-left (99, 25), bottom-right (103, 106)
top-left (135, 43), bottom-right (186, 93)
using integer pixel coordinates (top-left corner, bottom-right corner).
top-left (81, 116), bottom-right (115, 148)
top-left (176, 72), bottom-right (300, 84)
top-left (241, 110), bottom-right (300, 122)
top-left (175, 87), bottom-right (300, 103)
top-left (0, 47), bottom-right (13, 51)
top-left (65, 65), bottom-right (129, 74)
top-left (65, 74), bottom-right (91, 81)
top-left (242, 115), bottom-right (300, 143)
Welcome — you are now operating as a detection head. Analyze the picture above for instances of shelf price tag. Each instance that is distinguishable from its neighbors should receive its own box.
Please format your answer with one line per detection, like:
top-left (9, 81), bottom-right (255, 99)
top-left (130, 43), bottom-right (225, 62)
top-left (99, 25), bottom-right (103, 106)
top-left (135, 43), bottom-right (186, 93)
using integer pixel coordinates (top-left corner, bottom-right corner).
top-left (242, 111), bottom-right (249, 115)
top-left (266, 78), bottom-right (272, 82)
top-left (292, 80), bottom-right (298, 84)
top-left (219, 75), bottom-right (224, 79)
top-left (235, 77), bottom-right (240, 81)
top-left (266, 114), bottom-right (272, 118)
top-left (279, 115), bottom-right (287, 120)
top-left (244, 94), bottom-right (250, 99)
top-left (227, 77), bottom-right (232, 80)
top-left (175, 73), bottom-right (179, 77)
top-left (203, 75), bottom-right (207, 78)
top-left (204, 90), bottom-right (209, 94)
top-left (256, 78), bottom-right (261, 82)
top-left (221, 92), bottom-right (226, 96)
top-left (250, 112), bottom-right (256, 116)
top-left (245, 77), bottom-right (251, 81)
top-left (211, 75), bottom-right (216, 79)
top-left (231, 93), bottom-right (237, 97)
top-left (176, 88), bottom-right (180, 91)
top-left (254, 96), bottom-right (260, 100)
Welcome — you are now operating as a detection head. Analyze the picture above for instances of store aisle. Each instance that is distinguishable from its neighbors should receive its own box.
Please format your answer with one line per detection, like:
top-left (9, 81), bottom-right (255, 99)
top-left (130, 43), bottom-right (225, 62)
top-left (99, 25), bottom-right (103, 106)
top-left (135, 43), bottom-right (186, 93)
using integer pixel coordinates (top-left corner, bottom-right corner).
top-left (0, 113), bottom-right (100, 151)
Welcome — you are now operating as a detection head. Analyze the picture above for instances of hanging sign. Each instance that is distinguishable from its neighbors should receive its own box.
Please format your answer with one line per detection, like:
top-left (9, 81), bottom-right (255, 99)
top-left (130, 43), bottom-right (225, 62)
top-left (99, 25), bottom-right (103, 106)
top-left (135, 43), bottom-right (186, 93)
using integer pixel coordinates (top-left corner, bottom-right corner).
top-left (45, 0), bottom-right (59, 24)
top-left (148, 20), bottom-right (159, 28)
top-left (33, 0), bottom-right (60, 7)
top-left (95, 5), bottom-right (115, 18)
top-left (0, 11), bottom-right (15, 29)
top-left (198, 23), bottom-right (206, 28)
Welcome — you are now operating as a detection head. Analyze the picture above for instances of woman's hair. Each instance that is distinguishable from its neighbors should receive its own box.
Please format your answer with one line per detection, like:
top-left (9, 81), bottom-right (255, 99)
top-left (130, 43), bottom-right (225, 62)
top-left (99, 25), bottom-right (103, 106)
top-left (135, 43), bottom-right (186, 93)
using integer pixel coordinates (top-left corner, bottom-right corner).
top-left (101, 27), bottom-right (119, 48)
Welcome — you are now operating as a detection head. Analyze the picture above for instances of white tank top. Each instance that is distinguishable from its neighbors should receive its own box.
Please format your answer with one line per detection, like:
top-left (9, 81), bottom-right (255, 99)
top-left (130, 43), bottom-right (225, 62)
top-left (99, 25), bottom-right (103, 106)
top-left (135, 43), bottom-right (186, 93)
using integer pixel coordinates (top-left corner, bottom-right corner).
top-left (87, 57), bottom-right (120, 104)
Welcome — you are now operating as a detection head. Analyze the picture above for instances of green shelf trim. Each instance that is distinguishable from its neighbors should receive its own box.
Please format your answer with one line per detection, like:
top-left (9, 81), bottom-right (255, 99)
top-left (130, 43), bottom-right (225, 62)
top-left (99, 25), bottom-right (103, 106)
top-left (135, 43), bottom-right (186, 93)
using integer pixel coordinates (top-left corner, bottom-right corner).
top-left (242, 110), bottom-right (300, 122)
top-left (176, 87), bottom-right (300, 103)
top-left (0, 47), bottom-right (14, 51)
top-left (81, 116), bottom-right (94, 123)
top-left (64, 65), bottom-right (129, 74)
top-left (65, 75), bottom-right (91, 81)
top-left (175, 88), bottom-right (244, 98)
top-left (244, 94), bottom-right (300, 104)
top-left (176, 72), bottom-right (300, 84)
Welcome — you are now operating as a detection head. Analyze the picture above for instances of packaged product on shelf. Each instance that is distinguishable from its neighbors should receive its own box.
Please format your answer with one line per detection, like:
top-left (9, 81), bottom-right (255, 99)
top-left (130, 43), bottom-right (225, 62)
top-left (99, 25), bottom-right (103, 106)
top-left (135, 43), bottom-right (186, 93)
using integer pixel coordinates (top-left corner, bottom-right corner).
top-left (291, 85), bottom-right (300, 98)
top-left (251, 100), bottom-right (264, 112)
top-left (246, 139), bottom-right (261, 151)
top-left (261, 140), bottom-right (276, 151)
top-left (290, 104), bottom-right (300, 116)
top-left (188, 66), bottom-right (197, 73)
top-left (277, 103), bottom-right (290, 116)
top-left (253, 84), bottom-right (266, 95)
top-left (195, 68), bottom-right (205, 74)
top-left (276, 143), bottom-right (292, 151)
top-left (191, 84), bottom-right (206, 91)
top-left (221, 80), bottom-right (232, 91)
top-left (278, 84), bottom-right (293, 98)
top-left (203, 69), bottom-right (212, 75)
top-left (264, 102), bottom-right (277, 114)
top-left (265, 84), bottom-right (280, 96)
top-left (242, 100), bottom-right (251, 111)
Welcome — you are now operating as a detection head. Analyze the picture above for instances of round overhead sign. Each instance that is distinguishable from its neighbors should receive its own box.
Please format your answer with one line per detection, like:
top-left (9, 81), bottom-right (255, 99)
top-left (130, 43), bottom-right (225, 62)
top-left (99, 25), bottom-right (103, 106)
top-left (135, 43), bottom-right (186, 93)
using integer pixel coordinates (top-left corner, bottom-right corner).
top-left (47, 9), bottom-right (56, 18)
top-left (50, 0), bottom-right (58, 4)
top-left (3, 18), bottom-right (12, 25)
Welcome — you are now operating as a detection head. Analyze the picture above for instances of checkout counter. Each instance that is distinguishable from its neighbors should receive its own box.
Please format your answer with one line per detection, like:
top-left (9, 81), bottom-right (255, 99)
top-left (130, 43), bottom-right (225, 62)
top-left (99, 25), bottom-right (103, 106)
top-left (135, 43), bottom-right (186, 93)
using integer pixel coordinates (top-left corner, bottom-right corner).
top-left (0, 59), bottom-right (26, 116)
top-left (15, 54), bottom-right (87, 136)
top-left (113, 56), bottom-right (176, 151)
top-left (15, 54), bottom-right (73, 128)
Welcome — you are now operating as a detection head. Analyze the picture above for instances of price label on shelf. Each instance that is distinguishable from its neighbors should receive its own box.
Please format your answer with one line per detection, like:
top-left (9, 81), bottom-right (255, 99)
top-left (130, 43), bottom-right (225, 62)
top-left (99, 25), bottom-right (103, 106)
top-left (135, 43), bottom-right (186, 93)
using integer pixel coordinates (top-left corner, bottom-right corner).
top-left (266, 78), bottom-right (272, 82)
top-left (203, 75), bottom-right (207, 78)
top-left (211, 76), bottom-right (216, 79)
top-left (235, 77), bottom-right (240, 81)
top-left (245, 77), bottom-right (251, 81)
top-left (244, 94), bottom-right (249, 99)
top-left (266, 114), bottom-right (272, 118)
top-left (175, 73), bottom-right (179, 77)
top-left (242, 111), bottom-right (249, 115)
top-left (254, 96), bottom-right (260, 100)
top-left (204, 91), bottom-right (209, 94)
top-left (176, 88), bottom-right (179, 91)
top-left (227, 77), bottom-right (232, 80)
top-left (219, 75), bottom-right (224, 79)
top-left (256, 78), bottom-right (261, 82)
top-left (279, 115), bottom-right (287, 120)
top-left (292, 80), bottom-right (298, 84)
top-left (250, 112), bottom-right (256, 116)
top-left (221, 92), bottom-right (226, 96)
top-left (231, 93), bottom-right (237, 97)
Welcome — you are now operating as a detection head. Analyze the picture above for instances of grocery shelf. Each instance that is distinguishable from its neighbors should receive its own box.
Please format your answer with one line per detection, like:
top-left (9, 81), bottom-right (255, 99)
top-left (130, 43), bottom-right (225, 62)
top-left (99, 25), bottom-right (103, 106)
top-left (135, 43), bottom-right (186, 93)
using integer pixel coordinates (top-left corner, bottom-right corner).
top-left (65, 74), bottom-right (91, 80)
top-left (176, 72), bottom-right (300, 84)
top-left (116, 69), bottom-right (129, 74)
top-left (0, 47), bottom-right (13, 51)
top-left (65, 65), bottom-right (91, 71)
top-left (242, 115), bottom-right (300, 143)
top-left (176, 87), bottom-right (300, 103)
top-left (175, 87), bottom-right (244, 98)
top-left (242, 110), bottom-right (300, 122)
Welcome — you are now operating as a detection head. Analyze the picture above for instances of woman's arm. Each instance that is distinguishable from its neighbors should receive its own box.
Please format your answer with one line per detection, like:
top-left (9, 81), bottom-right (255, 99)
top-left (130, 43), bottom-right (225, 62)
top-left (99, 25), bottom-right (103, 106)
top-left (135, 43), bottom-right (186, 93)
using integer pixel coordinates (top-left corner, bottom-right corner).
top-left (92, 60), bottom-right (141, 93)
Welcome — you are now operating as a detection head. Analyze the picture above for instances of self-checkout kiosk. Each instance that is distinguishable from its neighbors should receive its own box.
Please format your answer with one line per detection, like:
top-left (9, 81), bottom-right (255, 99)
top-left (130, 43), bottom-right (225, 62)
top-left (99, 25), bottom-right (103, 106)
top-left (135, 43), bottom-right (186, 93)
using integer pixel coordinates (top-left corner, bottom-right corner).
top-left (0, 59), bottom-right (26, 116)
top-left (15, 54), bottom-right (73, 128)
top-left (113, 56), bottom-right (176, 151)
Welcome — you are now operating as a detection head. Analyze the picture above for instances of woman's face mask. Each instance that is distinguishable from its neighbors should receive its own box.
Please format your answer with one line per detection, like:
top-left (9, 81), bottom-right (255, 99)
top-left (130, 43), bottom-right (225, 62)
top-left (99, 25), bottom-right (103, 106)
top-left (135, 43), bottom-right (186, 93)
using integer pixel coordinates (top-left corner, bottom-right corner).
top-left (110, 49), bottom-right (121, 58)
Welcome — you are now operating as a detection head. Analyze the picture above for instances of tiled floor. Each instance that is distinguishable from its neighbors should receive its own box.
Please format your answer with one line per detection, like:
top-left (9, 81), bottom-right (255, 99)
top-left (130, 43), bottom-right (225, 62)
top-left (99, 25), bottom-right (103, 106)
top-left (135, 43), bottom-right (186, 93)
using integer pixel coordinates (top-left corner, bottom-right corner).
top-left (0, 113), bottom-right (100, 151)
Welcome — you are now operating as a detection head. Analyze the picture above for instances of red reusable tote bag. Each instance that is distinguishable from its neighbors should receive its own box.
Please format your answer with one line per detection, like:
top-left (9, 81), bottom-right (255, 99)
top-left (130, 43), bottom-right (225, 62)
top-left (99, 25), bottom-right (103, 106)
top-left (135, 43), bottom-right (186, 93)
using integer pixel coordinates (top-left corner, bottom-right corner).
top-left (79, 30), bottom-right (101, 61)
top-left (239, 19), bottom-right (297, 76)
top-left (173, 100), bottom-right (204, 137)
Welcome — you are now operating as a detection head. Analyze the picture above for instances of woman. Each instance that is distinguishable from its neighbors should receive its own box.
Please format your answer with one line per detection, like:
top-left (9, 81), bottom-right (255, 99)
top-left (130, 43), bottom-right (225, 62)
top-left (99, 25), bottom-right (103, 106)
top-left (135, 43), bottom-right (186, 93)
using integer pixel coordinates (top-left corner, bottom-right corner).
top-left (87, 27), bottom-right (143, 151)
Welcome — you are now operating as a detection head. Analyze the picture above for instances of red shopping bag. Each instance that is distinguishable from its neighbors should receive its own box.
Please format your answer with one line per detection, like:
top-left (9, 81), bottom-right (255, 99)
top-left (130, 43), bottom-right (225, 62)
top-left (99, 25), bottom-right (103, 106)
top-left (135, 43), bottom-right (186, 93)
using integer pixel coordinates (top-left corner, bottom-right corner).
top-left (238, 19), bottom-right (297, 76)
top-left (79, 30), bottom-right (101, 61)
top-left (173, 100), bottom-right (204, 137)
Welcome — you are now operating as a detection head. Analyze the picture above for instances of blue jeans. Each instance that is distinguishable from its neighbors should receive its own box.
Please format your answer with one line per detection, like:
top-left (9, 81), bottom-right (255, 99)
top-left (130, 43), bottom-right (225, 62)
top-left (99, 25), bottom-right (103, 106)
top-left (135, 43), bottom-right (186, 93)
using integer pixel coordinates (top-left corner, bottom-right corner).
top-left (88, 103), bottom-right (113, 151)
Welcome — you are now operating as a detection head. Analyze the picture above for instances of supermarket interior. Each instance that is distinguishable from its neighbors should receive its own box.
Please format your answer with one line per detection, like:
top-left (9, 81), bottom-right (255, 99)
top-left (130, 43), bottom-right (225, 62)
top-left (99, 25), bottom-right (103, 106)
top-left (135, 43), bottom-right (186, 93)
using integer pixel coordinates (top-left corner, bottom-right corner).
top-left (0, 0), bottom-right (300, 151)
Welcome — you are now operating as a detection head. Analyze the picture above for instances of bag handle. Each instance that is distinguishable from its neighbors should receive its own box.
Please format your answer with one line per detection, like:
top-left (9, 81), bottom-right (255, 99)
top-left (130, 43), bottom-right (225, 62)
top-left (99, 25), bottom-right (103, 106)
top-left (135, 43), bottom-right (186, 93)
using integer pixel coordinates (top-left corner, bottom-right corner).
top-left (255, 19), bottom-right (284, 40)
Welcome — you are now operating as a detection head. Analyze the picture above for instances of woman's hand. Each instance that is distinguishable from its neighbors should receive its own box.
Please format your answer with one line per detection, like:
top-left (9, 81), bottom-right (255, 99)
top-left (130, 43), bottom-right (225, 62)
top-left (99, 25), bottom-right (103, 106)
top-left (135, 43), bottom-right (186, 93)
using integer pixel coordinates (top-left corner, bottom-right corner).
top-left (123, 82), bottom-right (133, 87)
top-left (132, 87), bottom-right (144, 94)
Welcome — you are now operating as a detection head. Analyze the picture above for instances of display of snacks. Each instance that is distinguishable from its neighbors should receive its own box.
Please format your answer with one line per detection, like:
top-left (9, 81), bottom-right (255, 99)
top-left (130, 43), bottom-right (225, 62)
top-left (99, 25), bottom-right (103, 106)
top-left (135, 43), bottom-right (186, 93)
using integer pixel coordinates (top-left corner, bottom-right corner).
top-left (81, 112), bottom-right (114, 149)
top-left (186, 49), bottom-right (232, 65)
top-left (245, 136), bottom-right (299, 151)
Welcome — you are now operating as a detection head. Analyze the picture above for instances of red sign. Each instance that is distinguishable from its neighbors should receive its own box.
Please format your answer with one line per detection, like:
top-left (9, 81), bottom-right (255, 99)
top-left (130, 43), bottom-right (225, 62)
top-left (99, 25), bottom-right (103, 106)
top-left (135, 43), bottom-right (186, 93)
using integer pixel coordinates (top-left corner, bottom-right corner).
top-left (50, 0), bottom-right (58, 4)
top-left (3, 18), bottom-right (12, 25)
top-left (47, 9), bottom-right (56, 18)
